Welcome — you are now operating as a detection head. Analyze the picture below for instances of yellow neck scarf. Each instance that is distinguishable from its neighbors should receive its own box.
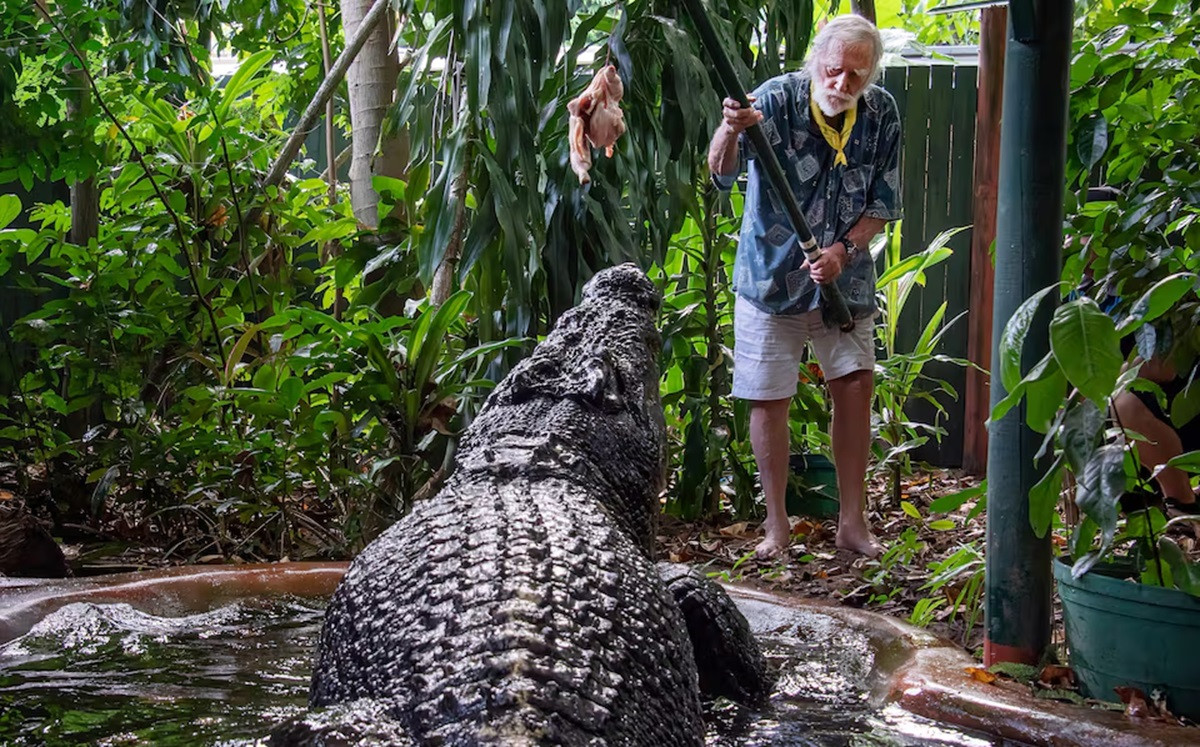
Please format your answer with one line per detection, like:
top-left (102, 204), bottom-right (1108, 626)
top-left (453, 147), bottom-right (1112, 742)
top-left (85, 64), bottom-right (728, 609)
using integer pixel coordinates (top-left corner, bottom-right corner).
top-left (810, 94), bottom-right (857, 167)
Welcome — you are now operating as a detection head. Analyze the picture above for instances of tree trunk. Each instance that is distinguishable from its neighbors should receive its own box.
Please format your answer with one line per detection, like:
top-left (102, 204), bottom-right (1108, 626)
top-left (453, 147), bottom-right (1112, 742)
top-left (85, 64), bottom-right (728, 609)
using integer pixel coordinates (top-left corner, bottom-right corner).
top-left (430, 158), bottom-right (469, 305)
top-left (430, 63), bottom-right (467, 306)
top-left (851, 0), bottom-right (876, 24)
top-left (342, 0), bottom-right (406, 229)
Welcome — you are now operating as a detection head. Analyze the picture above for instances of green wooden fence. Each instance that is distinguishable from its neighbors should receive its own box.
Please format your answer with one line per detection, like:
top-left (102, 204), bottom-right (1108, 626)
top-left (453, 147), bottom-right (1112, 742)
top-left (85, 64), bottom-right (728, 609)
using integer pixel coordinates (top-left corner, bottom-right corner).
top-left (882, 57), bottom-right (978, 468)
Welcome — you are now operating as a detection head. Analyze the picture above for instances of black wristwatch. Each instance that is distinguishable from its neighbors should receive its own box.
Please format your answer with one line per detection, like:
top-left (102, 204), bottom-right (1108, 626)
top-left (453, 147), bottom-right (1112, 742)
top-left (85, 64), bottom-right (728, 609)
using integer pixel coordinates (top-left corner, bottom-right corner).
top-left (841, 237), bottom-right (860, 263)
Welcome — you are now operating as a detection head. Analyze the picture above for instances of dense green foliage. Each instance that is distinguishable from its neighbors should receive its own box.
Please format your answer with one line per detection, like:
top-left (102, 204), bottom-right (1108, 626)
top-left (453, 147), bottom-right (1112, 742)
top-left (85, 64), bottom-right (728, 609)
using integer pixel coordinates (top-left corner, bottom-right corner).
top-left (0, 0), bottom-right (828, 559)
top-left (993, 0), bottom-right (1200, 593)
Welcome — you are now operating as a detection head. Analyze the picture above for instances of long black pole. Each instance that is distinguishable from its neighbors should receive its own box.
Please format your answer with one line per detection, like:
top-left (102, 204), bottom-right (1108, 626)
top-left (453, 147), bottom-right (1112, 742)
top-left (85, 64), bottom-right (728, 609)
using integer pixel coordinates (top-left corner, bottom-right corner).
top-left (681, 0), bottom-right (854, 331)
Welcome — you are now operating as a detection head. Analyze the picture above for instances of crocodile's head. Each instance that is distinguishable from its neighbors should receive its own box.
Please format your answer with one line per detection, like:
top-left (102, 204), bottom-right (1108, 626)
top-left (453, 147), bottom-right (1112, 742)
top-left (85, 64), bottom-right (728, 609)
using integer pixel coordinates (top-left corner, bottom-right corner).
top-left (456, 263), bottom-right (665, 550)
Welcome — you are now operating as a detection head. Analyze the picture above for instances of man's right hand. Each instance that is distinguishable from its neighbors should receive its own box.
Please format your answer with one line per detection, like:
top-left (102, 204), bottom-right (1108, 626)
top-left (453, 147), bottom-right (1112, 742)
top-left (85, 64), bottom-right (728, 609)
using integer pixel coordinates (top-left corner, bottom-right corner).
top-left (721, 96), bottom-right (764, 134)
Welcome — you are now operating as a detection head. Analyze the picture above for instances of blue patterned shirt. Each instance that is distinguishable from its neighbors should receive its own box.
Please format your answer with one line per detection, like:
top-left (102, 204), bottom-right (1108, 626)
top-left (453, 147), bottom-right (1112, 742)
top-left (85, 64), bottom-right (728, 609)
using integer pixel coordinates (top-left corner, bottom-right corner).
top-left (713, 71), bottom-right (903, 316)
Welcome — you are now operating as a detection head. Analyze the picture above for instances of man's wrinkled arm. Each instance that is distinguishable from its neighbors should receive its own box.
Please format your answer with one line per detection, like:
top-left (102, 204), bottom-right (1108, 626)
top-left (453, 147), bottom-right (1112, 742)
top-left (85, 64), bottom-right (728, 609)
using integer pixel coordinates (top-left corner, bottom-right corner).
top-left (708, 123), bottom-right (742, 183)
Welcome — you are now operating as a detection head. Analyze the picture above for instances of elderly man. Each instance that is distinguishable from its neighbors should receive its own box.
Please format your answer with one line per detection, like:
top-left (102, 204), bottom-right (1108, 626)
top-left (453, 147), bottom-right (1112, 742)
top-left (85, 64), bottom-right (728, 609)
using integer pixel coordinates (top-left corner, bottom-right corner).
top-left (708, 15), bottom-right (902, 558)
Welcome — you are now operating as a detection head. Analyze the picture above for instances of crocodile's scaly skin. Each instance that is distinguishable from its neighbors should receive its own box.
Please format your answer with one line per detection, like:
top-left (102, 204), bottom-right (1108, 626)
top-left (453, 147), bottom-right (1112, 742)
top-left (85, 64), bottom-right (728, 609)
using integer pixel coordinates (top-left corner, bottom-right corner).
top-left (657, 562), bottom-right (770, 705)
top-left (306, 264), bottom-right (708, 745)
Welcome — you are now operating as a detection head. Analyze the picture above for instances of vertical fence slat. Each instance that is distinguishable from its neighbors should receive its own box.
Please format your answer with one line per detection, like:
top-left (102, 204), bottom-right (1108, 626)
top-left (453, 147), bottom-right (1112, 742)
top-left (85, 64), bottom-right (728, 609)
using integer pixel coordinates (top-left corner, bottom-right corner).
top-left (894, 62), bottom-right (932, 371)
top-left (908, 63), bottom-right (956, 465)
top-left (937, 63), bottom-right (979, 467)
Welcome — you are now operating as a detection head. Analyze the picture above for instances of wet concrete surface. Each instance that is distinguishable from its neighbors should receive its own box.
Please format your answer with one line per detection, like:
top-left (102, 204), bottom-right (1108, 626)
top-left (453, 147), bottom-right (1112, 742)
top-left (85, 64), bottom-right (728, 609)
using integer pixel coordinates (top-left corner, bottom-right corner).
top-left (2, 562), bottom-right (1196, 745)
top-left (725, 584), bottom-right (1198, 747)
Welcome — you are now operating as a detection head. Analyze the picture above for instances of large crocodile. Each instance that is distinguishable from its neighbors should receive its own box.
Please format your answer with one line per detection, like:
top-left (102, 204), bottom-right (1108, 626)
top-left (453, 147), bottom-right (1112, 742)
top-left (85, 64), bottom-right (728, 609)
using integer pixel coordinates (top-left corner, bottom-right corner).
top-left (283, 264), bottom-right (768, 745)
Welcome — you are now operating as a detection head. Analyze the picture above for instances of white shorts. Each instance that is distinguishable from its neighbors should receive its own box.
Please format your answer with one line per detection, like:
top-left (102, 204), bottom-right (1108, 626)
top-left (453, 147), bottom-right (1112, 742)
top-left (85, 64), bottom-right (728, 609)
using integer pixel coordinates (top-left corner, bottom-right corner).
top-left (732, 295), bottom-right (875, 401)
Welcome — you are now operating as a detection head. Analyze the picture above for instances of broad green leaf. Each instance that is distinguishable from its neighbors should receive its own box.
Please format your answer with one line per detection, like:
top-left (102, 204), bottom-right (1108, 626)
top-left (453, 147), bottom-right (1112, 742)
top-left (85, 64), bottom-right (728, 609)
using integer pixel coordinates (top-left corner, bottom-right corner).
top-left (0, 194), bottom-right (20, 229)
top-left (218, 49), bottom-right (275, 119)
top-left (1165, 449), bottom-right (1200, 474)
top-left (412, 291), bottom-right (472, 398)
top-left (438, 337), bottom-right (528, 379)
top-left (1025, 367), bottom-right (1067, 434)
top-left (223, 324), bottom-right (262, 386)
top-left (1071, 516), bottom-right (1099, 564)
top-left (1115, 273), bottom-right (1196, 336)
top-left (300, 219), bottom-right (359, 247)
top-left (1159, 538), bottom-right (1200, 596)
top-left (901, 501), bottom-right (921, 519)
top-left (1061, 398), bottom-right (1104, 474)
top-left (1076, 114), bottom-right (1108, 168)
top-left (89, 465), bottom-right (120, 517)
top-left (1075, 444), bottom-right (1127, 553)
top-left (1029, 457), bottom-right (1063, 538)
top-left (1169, 380), bottom-right (1200, 430)
top-left (929, 482), bottom-right (986, 513)
top-left (988, 351), bottom-right (1057, 424)
top-left (372, 175), bottom-right (408, 202)
top-left (999, 284), bottom-right (1060, 394)
top-left (278, 377), bottom-right (304, 411)
top-left (1049, 298), bottom-right (1122, 404)
top-left (252, 364), bottom-right (277, 391)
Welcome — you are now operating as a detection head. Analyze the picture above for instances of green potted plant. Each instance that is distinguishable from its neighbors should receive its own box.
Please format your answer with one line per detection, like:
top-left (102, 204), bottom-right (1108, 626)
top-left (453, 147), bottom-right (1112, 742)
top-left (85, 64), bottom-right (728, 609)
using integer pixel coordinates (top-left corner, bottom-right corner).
top-left (988, 5), bottom-right (1200, 717)
top-left (992, 228), bottom-right (1200, 719)
top-left (784, 364), bottom-right (838, 519)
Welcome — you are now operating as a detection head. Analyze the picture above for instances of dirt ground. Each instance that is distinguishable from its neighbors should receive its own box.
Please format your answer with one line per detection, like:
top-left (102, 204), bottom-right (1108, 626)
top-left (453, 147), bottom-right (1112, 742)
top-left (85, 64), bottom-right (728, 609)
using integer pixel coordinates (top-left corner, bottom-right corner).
top-left (656, 468), bottom-right (993, 656)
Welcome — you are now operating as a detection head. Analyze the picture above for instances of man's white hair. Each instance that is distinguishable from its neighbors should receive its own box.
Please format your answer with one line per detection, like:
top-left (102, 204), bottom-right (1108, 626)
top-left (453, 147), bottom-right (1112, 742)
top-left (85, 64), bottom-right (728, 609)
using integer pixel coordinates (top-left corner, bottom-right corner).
top-left (806, 15), bottom-right (884, 86)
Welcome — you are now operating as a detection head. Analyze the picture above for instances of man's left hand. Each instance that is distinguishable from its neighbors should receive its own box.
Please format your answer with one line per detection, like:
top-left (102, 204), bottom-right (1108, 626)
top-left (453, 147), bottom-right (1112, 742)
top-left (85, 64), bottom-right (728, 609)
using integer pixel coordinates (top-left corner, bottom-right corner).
top-left (802, 243), bottom-right (847, 284)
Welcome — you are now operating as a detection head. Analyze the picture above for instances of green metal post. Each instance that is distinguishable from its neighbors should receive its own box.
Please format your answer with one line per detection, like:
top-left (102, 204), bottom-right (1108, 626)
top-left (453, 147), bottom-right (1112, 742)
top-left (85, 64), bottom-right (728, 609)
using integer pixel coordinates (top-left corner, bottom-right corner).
top-left (984, 0), bottom-right (1073, 666)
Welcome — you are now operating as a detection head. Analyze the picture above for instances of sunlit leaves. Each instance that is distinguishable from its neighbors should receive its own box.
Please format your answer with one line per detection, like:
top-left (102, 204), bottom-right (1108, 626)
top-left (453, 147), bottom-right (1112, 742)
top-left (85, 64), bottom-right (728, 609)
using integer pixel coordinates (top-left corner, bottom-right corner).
top-left (0, 194), bottom-right (20, 228)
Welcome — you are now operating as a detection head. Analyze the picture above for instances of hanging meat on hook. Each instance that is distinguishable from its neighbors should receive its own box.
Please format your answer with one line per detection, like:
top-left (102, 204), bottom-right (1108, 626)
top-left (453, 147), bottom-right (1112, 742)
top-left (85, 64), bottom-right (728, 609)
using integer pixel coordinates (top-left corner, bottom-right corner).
top-left (567, 64), bottom-right (626, 185)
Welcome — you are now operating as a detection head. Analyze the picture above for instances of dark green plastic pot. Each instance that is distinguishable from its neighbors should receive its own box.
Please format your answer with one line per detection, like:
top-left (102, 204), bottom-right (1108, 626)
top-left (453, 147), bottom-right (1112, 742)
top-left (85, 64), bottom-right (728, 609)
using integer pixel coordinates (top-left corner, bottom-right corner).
top-left (1053, 556), bottom-right (1200, 719)
top-left (786, 453), bottom-right (839, 519)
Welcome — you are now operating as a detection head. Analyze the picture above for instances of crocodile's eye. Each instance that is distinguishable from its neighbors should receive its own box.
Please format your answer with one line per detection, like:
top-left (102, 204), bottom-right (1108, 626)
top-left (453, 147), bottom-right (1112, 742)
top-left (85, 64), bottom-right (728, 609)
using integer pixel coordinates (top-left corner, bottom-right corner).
top-left (507, 357), bottom-right (559, 402)
top-left (575, 353), bottom-right (625, 412)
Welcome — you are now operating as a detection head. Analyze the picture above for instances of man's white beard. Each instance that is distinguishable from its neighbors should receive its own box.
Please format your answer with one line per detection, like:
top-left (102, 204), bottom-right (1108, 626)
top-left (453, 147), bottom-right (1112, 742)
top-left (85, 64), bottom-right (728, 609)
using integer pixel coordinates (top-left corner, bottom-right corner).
top-left (814, 86), bottom-right (857, 117)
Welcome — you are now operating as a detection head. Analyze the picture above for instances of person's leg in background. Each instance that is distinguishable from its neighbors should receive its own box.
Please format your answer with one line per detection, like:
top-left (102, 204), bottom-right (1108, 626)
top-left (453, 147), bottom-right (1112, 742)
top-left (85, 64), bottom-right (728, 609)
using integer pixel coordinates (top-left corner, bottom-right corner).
top-left (1113, 390), bottom-right (1196, 509)
top-left (811, 314), bottom-right (881, 557)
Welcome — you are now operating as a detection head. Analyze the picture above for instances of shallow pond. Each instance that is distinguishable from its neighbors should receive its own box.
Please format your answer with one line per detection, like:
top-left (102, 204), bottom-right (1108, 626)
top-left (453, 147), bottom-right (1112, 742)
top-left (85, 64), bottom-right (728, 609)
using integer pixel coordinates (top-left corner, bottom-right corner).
top-left (0, 592), bottom-right (1003, 746)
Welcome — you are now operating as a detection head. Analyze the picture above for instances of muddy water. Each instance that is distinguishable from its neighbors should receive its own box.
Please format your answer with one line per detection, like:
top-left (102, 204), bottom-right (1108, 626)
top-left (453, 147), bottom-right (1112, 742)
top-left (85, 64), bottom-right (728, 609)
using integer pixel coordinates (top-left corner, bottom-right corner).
top-left (0, 595), bottom-right (1002, 746)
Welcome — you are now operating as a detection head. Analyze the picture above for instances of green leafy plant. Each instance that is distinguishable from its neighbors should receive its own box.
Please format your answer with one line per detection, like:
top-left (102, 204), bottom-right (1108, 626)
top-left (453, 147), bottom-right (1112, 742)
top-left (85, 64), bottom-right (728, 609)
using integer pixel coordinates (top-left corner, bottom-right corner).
top-left (993, 274), bottom-right (1200, 593)
top-left (861, 526), bottom-right (926, 604)
top-left (872, 223), bottom-right (971, 506)
top-left (657, 187), bottom-right (752, 521)
top-left (919, 543), bottom-right (985, 645)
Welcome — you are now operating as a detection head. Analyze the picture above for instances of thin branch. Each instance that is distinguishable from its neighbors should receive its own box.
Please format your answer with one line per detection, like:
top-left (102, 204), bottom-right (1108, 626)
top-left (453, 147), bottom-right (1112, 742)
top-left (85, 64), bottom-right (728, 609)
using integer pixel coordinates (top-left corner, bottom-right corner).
top-left (169, 17), bottom-right (268, 329)
top-left (257, 0), bottom-right (392, 200)
top-left (316, 0), bottom-right (345, 325)
top-left (41, 7), bottom-right (228, 370)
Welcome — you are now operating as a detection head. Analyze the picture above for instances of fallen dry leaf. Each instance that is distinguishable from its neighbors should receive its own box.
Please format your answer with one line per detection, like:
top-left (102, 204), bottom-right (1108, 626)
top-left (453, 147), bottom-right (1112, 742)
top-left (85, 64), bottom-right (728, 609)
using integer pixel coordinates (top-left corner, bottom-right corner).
top-left (1037, 665), bottom-right (1075, 689)
top-left (668, 549), bottom-right (693, 563)
top-left (719, 522), bottom-right (751, 537)
top-left (792, 518), bottom-right (819, 536)
top-left (1116, 686), bottom-right (1155, 719)
top-left (965, 667), bottom-right (999, 684)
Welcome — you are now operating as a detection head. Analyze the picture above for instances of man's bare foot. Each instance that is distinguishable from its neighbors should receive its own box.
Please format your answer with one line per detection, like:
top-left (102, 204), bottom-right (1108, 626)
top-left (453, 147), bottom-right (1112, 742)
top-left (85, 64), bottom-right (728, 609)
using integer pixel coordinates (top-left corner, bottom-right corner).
top-left (836, 521), bottom-right (882, 558)
top-left (755, 517), bottom-right (792, 559)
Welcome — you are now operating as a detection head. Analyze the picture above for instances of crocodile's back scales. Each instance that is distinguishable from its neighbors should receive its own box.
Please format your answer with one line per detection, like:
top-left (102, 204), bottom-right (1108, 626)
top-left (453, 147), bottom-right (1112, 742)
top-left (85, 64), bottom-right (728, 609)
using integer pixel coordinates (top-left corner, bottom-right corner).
top-left (310, 474), bottom-right (704, 745)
